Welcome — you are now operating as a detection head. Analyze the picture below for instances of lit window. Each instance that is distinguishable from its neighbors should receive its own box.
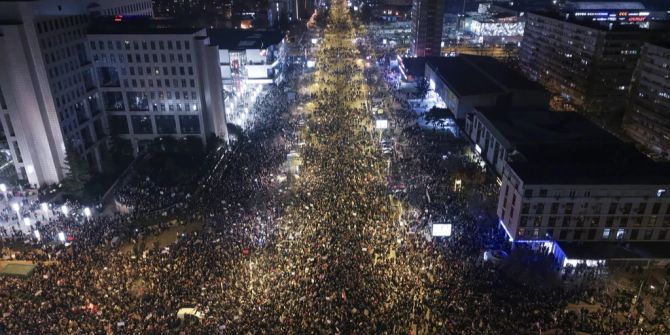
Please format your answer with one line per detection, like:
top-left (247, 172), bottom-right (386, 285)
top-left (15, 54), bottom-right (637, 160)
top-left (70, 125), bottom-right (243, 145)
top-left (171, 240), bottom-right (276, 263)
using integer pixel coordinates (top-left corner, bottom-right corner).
top-left (616, 229), bottom-right (625, 240)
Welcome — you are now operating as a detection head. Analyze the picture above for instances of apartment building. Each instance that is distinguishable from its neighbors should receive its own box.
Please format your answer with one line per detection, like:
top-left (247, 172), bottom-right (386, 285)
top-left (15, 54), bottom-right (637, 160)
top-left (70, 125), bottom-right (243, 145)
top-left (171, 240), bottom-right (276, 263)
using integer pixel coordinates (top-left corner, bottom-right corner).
top-left (623, 42), bottom-right (670, 160)
top-left (520, 11), bottom-right (644, 121)
top-left (410, 0), bottom-right (444, 57)
top-left (422, 55), bottom-right (549, 119)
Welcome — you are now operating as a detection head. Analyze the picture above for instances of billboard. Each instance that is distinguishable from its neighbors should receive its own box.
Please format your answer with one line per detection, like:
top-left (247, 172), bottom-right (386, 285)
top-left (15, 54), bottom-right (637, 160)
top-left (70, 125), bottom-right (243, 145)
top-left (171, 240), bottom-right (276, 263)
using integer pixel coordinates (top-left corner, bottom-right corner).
top-left (432, 224), bottom-right (452, 237)
top-left (375, 119), bottom-right (389, 129)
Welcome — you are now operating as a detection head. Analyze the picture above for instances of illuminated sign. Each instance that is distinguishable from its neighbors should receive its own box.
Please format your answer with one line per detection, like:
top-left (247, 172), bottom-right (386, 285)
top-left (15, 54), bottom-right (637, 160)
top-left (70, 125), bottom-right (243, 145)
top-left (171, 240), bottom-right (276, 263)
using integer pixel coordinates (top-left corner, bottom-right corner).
top-left (574, 10), bottom-right (649, 22)
top-left (432, 224), bottom-right (452, 237)
top-left (375, 119), bottom-right (389, 129)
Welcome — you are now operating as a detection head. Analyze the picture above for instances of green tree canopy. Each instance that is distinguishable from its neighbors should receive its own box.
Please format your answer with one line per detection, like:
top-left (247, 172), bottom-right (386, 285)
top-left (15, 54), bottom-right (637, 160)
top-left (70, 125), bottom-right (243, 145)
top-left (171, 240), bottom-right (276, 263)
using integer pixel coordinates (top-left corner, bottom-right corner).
top-left (416, 78), bottom-right (430, 99)
top-left (423, 106), bottom-right (453, 127)
top-left (62, 140), bottom-right (91, 193)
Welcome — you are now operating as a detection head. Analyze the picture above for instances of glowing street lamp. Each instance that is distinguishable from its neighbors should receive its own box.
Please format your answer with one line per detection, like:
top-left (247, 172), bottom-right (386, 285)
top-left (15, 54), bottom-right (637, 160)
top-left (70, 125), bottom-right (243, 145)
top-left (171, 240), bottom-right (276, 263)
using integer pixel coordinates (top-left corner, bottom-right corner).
top-left (83, 207), bottom-right (91, 221)
top-left (61, 205), bottom-right (69, 216)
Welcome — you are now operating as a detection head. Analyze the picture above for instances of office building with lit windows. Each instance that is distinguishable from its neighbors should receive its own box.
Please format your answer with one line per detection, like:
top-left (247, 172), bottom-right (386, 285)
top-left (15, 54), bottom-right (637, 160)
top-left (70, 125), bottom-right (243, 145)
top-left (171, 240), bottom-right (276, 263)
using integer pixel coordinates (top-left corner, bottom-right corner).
top-left (0, 0), bottom-right (152, 186)
top-left (410, 0), bottom-right (444, 57)
top-left (623, 42), bottom-right (670, 161)
top-left (520, 11), bottom-right (645, 121)
top-left (467, 107), bottom-right (670, 263)
top-left (87, 19), bottom-right (228, 154)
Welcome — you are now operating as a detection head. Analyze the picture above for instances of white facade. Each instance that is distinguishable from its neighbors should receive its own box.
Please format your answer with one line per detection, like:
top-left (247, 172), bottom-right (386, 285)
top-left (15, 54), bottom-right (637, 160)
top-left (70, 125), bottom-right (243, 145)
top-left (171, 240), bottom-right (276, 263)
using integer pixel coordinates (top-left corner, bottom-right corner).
top-left (467, 109), bottom-right (670, 243)
top-left (0, 0), bottom-right (152, 186)
top-left (499, 168), bottom-right (670, 243)
top-left (88, 30), bottom-right (227, 154)
top-left (218, 48), bottom-right (279, 84)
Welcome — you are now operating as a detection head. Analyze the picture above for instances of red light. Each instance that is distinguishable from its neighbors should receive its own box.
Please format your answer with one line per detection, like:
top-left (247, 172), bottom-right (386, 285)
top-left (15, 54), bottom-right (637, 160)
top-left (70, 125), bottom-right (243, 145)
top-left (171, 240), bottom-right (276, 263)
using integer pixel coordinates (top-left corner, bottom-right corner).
top-left (114, 15), bottom-right (123, 22)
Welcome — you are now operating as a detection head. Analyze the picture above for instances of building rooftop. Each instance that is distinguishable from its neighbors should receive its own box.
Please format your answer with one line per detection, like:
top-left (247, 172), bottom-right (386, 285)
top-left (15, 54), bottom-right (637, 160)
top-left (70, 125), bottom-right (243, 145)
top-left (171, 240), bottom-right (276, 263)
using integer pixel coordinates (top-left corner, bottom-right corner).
top-left (509, 143), bottom-right (670, 185)
top-left (478, 109), bottom-right (618, 146)
top-left (400, 56), bottom-right (440, 78)
top-left (88, 17), bottom-right (202, 35)
top-left (427, 55), bottom-right (546, 96)
top-left (479, 109), bottom-right (670, 185)
top-left (207, 29), bottom-right (284, 50)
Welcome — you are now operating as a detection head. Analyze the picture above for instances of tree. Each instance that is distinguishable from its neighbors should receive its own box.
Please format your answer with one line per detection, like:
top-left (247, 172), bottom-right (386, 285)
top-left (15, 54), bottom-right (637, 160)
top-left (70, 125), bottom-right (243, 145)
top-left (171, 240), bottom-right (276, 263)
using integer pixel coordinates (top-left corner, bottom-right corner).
top-left (62, 140), bottom-right (91, 193)
top-left (99, 136), bottom-right (133, 178)
top-left (416, 78), bottom-right (430, 99)
top-left (227, 123), bottom-right (245, 141)
top-left (206, 133), bottom-right (224, 152)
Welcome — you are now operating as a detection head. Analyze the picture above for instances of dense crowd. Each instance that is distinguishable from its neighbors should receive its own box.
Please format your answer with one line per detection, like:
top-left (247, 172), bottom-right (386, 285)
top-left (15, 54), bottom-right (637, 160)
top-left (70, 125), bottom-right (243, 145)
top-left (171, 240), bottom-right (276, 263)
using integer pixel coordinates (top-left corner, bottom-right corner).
top-left (0, 2), bottom-right (667, 334)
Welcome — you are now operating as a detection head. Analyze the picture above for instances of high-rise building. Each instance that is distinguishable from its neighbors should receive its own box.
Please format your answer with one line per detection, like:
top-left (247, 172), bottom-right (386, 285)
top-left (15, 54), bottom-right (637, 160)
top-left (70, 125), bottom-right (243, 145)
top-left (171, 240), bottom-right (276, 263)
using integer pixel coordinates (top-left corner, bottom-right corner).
top-left (87, 19), bottom-right (228, 154)
top-left (623, 42), bottom-right (670, 160)
top-left (268, 0), bottom-right (290, 27)
top-left (0, 0), bottom-right (153, 186)
top-left (519, 11), bottom-right (645, 124)
top-left (410, 0), bottom-right (444, 57)
top-left (294, 0), bottom-right (317, 20)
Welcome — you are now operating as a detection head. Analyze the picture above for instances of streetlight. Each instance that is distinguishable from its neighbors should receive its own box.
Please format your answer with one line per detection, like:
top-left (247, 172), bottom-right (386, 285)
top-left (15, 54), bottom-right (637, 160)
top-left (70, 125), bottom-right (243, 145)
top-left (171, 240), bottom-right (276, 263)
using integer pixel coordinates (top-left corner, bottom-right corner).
top-left (83, 207), bottom-right (91, 221)
top-left (61, 205), bottom-right (68, 216)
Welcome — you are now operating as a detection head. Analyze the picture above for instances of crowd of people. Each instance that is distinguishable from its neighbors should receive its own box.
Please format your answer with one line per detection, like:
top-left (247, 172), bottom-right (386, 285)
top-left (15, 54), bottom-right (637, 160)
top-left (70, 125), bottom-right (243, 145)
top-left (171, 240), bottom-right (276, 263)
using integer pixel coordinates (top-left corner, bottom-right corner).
top-left (0, 1), bottom-right (667, 334)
